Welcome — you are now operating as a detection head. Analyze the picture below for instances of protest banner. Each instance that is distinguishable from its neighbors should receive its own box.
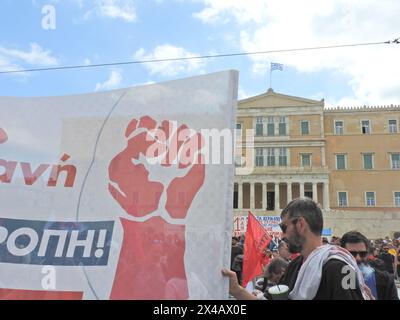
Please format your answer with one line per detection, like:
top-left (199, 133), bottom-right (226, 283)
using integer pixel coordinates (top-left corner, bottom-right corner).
top-left (0, 70), bottom-right (238, 299)
top-left (233, 215), bottom-right (282, 239)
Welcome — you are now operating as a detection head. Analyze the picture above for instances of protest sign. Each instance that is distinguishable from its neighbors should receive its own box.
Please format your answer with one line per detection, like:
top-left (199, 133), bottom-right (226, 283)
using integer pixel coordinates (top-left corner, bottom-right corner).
top-left (0, 71), bottom-right (238, 299)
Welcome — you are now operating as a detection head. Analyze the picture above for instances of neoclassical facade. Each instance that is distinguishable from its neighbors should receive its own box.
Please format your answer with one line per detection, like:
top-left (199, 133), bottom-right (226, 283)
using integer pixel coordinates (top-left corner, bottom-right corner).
top-left (234, 89), bottom-right (400, 238)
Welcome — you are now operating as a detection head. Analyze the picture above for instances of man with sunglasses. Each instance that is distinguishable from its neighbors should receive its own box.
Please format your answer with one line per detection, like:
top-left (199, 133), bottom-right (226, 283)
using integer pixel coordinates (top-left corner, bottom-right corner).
top-left (341, 231), bottom-right (399, 300)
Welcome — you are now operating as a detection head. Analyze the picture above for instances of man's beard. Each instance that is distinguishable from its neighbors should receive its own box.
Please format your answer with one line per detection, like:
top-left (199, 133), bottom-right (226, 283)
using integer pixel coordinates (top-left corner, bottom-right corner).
top-left (356, 260), bottom-right (368, 266)
top-left (286, 227), bottom-right (304, 254)
top-left (288, 242), bottom-right (302, 254)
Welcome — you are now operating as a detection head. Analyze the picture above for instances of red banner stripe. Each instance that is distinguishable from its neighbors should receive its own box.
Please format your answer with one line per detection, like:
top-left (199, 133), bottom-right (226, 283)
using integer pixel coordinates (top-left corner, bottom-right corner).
top-left (0, 289), bottom-right (83, 300)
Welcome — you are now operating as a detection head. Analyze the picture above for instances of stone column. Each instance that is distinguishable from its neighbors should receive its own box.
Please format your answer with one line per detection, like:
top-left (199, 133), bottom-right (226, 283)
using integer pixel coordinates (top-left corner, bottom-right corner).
top-left (323, 182), bottom-right (330, 210)
top-left (238, 182), bottom-right (243, 210)
top-left (312, 182), bottom-right (318, 203)
top-left (262, 182), bottom-right (267, 210)
top-left (250, 182), bottom-right (255, 210)
top-left (287, 182), bottom-right (292, 204)
top-left (275, 182), bottom-right (280, 211)
top-left (300, 182), bottom-right (305, 198)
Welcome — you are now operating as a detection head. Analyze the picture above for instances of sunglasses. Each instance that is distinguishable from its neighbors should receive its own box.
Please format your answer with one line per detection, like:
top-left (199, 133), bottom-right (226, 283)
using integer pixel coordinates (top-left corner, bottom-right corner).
top-left (349, 251), bottom-right (368, 259)
top-left (279, 217), bottom-right (299, 233)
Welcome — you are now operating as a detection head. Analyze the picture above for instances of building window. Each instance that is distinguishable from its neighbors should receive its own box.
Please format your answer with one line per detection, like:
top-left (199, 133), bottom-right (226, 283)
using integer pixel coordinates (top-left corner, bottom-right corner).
top-left (235, 123), bottom-right (242, 147)
top-left (233, 189), bottom-right (238, 208)
top-left (279, 116), bottom-right (287, 136)
top-left (267, 148), bottom-right (275, 166)
top-left (335, 120), bottom-right (344, 135)
top-left (255, 148), bottom-right (264, 167)
top-left (267, 116), bottom-right (275, 136)
top-left (279, 147), bottom-right (287, 166)
top-left (336, 154), bottom-right (347, 170)
top-left (363, 153), bottom-right (373, 170)
top-left (338, 192), bottom-right (348, 207)
top-left (365, 192), bottom-right (376, 207)
top-left (391, 153), bottom-right (400, 169)
top-left (394, 192), bottom-right (400, 207)
top-left (236, 123), bottom-right (242, 137)
top-left (301, 154), bottom-right (311, 167)
top-left (361, 120), bottom-right (370, 134)
top-left (301, 121), bottom-right (310, 135)
top-left (256, 117), bottom-right (264, 136)
top-left (389, 119), bottom-right (398, 133)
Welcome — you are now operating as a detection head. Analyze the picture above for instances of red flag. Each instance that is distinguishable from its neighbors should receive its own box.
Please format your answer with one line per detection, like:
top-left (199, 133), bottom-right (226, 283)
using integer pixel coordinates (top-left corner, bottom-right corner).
top-left (242, 212), bottom-right (272, 287)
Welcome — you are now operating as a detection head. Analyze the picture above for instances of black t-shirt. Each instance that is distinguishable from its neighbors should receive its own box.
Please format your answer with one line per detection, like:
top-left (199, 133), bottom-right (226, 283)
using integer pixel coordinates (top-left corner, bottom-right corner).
top-left (231, 245), bottom-right (243, 267)
top-left (278, 255), bottom-right (364, 300)
top-left (375, 268), bottom-right (399, 300)
top-left (377, 253), bottom-right (394, 274)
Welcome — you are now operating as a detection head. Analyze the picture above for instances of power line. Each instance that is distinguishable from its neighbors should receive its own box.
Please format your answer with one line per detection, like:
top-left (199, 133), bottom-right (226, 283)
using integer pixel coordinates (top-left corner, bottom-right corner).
top-left (0, 38), bottom-right (399, 75)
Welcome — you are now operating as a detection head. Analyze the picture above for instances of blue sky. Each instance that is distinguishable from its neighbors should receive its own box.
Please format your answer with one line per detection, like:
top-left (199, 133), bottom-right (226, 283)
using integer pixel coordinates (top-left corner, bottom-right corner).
top-left (0, 0), bottom-right (399, 107)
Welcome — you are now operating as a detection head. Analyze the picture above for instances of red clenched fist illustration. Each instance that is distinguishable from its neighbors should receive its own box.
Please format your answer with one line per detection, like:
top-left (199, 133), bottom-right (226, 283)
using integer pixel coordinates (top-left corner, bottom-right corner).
top-left (108, 116), bottom-right (205, 299)
top-left (0, 128), bottom-right (7, 144)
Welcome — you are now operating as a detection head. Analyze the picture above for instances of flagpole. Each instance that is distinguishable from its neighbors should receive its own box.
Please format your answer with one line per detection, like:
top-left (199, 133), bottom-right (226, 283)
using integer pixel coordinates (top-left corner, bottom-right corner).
top-left (269, 66), bottom-right (272, 89)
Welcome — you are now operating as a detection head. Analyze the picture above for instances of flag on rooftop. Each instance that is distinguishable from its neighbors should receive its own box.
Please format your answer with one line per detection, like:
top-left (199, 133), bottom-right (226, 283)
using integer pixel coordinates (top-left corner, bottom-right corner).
top-left (271, 62), bottom-right (283, 71)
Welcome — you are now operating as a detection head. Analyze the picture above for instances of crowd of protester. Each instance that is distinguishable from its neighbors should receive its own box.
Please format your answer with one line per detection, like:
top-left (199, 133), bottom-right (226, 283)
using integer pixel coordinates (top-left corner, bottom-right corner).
top-left (230, 233), bottom-right (400, 300)
top-left (227, 198), bottom-right (399, 300)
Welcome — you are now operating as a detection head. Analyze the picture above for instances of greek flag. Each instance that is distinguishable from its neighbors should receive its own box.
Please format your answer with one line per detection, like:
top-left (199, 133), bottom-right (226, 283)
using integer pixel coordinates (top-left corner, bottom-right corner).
top-left (271, 62), bottom-right (283, 71)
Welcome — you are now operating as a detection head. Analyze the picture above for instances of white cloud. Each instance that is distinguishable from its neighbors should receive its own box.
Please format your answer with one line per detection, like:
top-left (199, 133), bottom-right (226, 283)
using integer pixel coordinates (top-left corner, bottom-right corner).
top-left (134, 44), bottom-right (206, 77)
top-left (195, 0), bottom-right (400, 106)
top-left (0, 56), bottom-right (22, 74)
top-left (0, 43), bottom-right (58, 66)
top-left (0, 43), bottom-right (58, 75)
top-left (193, 0), bottom-right (268, 24)
top-left (238, 86), bottom-right (256, 100)
top-left (85, 0), bottom-right (137, 22)
top-left (95, 70), bottom-right (123, 91)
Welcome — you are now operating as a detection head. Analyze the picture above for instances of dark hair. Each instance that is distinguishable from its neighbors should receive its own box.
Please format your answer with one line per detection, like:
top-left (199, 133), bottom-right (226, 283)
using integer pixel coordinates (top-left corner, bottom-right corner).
top-left (278, 241), bottom-right (287, 250)
top-left (369, 258), bottom-right (386, 272)
top-left (280, 197), bottom-right (323, 236)
top-left (266, 257), bottom-right (289, 276)
top-left (368, 246), bottom-right (375, 255)
top-left (340, 231), bottom-right (370, 251)
top-left (262, 257), bottom-right (289, 292)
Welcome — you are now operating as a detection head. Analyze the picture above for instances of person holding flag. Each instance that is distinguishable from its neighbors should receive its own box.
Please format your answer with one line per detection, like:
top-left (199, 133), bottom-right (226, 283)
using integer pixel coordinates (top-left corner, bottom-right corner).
top-left (241, 212), bottom-right (272, 288)
top-left (222, 212), bottom-right (272, 299)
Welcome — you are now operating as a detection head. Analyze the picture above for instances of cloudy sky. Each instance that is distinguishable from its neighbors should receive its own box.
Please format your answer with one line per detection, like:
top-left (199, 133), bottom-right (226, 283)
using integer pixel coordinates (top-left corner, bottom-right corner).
top-left (0, 0), bottom-right (399, 107)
